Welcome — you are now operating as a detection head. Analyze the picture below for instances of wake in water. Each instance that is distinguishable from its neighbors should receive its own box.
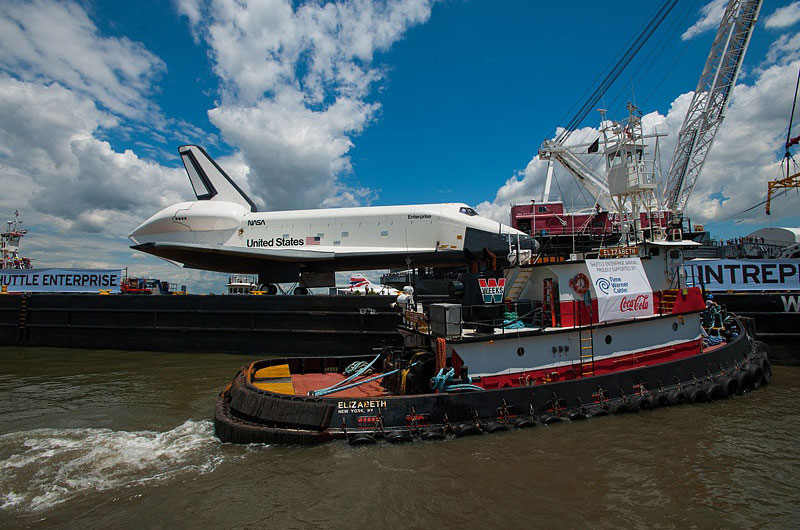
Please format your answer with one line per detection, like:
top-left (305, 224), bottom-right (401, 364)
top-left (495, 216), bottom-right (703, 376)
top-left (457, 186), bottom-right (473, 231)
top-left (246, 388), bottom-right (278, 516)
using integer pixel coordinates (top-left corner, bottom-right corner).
top-left (0, 419), bottom-right (225, 512)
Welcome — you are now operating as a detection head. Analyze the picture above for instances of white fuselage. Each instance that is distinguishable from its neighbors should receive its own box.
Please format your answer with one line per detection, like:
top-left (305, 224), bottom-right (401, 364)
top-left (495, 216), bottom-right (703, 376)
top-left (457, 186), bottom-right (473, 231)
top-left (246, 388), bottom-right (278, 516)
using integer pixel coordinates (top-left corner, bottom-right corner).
top-left (130, 201), bottom-right (530, 280)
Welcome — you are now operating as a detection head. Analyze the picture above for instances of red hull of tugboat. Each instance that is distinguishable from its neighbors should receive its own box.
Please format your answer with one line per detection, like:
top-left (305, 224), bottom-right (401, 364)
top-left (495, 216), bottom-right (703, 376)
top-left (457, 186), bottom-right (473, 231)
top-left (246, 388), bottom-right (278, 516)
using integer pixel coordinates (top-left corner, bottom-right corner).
top-left (476, 338), bottom-right (704, 389)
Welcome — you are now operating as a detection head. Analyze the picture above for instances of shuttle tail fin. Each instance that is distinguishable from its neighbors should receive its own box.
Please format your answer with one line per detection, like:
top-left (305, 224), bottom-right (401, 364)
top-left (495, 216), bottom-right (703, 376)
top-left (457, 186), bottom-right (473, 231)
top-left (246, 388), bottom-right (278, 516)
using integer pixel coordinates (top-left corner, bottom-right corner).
top-left (349, 273), bottom-right (369, 288)
top-left (178, 145), bottom-right (257, 212)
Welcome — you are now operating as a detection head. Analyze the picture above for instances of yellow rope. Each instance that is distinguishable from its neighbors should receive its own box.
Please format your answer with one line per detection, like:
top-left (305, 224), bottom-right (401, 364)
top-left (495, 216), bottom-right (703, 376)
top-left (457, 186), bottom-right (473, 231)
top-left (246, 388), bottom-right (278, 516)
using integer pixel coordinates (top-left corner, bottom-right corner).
top-left (400, 369), bottom-right (410, 395)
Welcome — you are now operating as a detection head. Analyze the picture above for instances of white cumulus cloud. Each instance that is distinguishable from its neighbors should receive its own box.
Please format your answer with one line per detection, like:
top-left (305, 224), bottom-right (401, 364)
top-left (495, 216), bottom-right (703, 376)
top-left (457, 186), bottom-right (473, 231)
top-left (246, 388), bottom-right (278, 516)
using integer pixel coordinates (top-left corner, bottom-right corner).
top-left (187, 0), bottom-right (434, 211)
top-left (681, 0), bottom-right (727, 41)
top-left (0, 77), bottom-right (188, 235)
top-left (0, 0), bottom-right (165, 120)
top-left (765, 1), bottom-right (800, 28)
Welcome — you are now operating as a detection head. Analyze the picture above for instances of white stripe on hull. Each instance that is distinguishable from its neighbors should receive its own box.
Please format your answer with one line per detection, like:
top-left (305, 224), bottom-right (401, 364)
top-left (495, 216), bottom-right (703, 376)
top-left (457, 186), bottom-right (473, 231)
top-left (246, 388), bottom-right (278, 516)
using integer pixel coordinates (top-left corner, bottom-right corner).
top-left (452, 313), bottom-right (702, 377)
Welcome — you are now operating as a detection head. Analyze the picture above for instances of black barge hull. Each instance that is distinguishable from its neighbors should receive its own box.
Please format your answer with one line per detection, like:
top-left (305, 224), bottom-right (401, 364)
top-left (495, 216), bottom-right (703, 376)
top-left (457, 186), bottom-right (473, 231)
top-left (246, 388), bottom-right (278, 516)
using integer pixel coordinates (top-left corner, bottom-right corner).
top-left (215, 330), bottom-right (770, 445)
top-left (0, 294), bottom-right (401, 355)
top-left (712, 292), bottom-right (800, 365)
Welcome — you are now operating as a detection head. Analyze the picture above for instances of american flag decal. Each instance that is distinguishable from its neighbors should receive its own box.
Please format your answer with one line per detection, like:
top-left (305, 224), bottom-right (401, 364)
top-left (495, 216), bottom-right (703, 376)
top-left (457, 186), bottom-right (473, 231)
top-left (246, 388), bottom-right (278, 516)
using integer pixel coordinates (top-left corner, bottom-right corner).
top-left (306, 236), bottom-right (321, 245)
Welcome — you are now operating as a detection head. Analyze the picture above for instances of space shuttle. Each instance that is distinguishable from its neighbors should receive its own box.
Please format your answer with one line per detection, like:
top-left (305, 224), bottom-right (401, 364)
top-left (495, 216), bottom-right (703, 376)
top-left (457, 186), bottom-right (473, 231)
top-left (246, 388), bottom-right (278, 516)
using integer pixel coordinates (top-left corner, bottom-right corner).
top-left (129, 146), bottom-right (536, 289)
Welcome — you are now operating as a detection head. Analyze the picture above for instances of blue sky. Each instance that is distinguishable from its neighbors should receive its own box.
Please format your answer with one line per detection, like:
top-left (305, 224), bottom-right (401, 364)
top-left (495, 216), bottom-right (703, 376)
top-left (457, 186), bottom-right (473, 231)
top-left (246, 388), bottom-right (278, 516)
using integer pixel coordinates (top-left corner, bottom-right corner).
top-left (1, 0), bottom-right (799, 292)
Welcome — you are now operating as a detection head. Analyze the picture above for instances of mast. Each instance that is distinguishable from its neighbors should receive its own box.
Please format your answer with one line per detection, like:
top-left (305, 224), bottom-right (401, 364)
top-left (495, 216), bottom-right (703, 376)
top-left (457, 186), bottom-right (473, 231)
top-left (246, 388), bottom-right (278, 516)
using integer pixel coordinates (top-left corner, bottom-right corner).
top-left (1, 210), bottom-right (29, 270)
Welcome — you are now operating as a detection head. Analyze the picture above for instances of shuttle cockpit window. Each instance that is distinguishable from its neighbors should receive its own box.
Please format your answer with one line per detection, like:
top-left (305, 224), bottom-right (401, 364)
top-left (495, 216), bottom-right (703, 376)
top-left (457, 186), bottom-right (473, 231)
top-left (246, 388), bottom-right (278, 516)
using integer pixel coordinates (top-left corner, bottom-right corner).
top-left (459, 206), bottom-right (478, 216)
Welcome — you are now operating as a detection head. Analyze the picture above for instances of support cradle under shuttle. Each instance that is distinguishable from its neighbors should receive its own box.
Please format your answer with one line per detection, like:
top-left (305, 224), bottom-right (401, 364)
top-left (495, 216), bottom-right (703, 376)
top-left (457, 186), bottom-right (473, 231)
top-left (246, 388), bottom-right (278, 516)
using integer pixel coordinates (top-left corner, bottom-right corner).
top-left (129, 146), bottom-right (535, 287)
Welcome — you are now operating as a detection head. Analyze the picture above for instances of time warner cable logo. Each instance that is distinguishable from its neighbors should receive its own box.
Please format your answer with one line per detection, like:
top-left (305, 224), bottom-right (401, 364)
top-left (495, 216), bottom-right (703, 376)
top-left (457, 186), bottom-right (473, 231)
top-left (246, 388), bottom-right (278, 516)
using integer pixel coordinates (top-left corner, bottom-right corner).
top-left (595, 277), bottom-right (611, 295)
top-left (478, 278), bottom-right (505, 303)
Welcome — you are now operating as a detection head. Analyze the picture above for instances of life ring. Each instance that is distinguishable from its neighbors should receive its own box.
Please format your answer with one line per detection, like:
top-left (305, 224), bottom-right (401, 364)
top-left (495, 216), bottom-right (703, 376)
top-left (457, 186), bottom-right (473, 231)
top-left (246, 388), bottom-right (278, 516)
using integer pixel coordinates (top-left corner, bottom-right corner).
top-left (746, 363), bottom-right (763, 390)
top-left (420, 428), bottom-right (446, 441)
top-left (718, 376), bottom-right (738, 397)
top-left (630, 395), bottom-right (653, 411)
top-left (610, 402), bottom-right (632, 415)
top-left (702, 381), bottom-right (725, 401)
top-left (453, 423), bottom-right (482, 437)
top-left (734, 371), bottom-right (751, 394)
top-left (485, 421), bottom-right (509, 433)
top-left (668, 389), bottom-right (687, 405)
top-left (653, 392), bottom-right (670, 408)
top-left (539, 413), bottom-right (562, 425)
top-left (759, 357), bottom-right (772, 385)
top-left (569, 411), bottom-right (588, 421)
top-left (570, 272), bottom-right (590, 294)
top-left (386, 430), bottom-right (413, 444)
top-left (347, 432), bottom-right (376, 446)
top-left (683, 385), bottom-right (708, 404)
top-left (514, 417), bottom-right (537, 428)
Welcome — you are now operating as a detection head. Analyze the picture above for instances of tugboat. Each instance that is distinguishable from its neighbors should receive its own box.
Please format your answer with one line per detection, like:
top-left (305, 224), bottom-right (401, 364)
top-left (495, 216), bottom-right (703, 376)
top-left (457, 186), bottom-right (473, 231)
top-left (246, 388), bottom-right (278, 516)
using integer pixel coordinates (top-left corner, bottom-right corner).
top-left (226, 274), bottom-right (260, 295)
top-left (214, 238), bottom-right (770, 445)
top-left (1, 211), bottom-right (33, 270)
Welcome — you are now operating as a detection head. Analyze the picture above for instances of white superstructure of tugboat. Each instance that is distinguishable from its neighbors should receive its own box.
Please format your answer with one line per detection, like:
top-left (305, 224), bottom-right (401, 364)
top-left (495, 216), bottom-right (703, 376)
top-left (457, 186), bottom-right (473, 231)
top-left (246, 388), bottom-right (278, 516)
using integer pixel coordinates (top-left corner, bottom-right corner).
top-left (424, 243), bottom-right (704, 389)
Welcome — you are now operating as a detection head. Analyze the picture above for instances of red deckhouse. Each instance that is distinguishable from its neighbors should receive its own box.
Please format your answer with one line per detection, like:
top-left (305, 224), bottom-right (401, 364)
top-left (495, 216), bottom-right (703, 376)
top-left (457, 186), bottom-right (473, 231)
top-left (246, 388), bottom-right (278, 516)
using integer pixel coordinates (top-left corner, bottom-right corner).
top-left (510, 201), bottom-right (670, 240)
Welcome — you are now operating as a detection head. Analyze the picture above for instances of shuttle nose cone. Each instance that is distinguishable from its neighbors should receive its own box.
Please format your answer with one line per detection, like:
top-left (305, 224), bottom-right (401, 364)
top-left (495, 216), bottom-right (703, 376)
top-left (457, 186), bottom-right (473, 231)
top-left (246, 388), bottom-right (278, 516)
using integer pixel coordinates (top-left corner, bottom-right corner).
top-left (128, 203), bottom-right (192, 245)
top-left (129, 200), bottom-right (249, 247)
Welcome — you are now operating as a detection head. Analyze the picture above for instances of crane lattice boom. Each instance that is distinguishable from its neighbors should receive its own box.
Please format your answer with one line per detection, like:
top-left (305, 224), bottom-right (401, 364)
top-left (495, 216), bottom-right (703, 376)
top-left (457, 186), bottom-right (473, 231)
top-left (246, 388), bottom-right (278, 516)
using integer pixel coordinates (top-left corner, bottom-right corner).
top-left (538, 140), bottom-right (613, 211)
top-left (662, 0), bottom-right (762, 214)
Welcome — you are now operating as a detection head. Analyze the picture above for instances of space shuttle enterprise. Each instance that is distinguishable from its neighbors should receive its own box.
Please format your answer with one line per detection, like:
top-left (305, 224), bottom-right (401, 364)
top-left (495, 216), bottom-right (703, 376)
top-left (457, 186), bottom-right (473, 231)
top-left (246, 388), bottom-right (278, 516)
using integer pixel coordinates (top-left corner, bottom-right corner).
top-left (130, 146), bottom-right (535, 290)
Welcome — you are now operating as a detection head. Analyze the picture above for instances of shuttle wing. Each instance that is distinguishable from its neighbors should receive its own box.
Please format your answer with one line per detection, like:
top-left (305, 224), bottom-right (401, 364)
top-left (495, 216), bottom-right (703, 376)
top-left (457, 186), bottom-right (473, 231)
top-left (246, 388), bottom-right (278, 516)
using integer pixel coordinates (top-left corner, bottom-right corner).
top-left (132, 241), bottom-right (335, 262)
top-left (131, 241), bottom-right (452, 276)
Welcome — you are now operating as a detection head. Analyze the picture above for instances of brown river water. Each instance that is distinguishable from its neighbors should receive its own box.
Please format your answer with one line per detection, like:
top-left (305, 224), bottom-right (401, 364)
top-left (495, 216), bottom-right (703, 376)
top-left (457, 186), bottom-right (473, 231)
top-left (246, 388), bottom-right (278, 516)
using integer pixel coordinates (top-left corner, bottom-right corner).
top-left (0, 347), bottom-right (798, 529)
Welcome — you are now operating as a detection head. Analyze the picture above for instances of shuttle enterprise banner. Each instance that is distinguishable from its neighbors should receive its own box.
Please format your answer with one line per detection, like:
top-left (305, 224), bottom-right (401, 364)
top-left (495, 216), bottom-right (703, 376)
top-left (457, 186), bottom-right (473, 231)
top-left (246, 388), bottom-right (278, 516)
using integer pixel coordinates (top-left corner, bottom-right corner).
top-left (0, 269), bottom-right (122, 293)
top-left (686, 259), bottom-right (800, 292)
top-left (585, 258), bottom-right (654, 322)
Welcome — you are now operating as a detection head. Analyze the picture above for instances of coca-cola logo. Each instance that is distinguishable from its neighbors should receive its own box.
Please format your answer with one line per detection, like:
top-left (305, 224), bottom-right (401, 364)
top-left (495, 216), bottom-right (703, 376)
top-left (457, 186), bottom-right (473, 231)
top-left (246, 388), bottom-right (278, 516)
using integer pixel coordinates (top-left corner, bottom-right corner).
top-left (619, 294), bottom-right (649, 312)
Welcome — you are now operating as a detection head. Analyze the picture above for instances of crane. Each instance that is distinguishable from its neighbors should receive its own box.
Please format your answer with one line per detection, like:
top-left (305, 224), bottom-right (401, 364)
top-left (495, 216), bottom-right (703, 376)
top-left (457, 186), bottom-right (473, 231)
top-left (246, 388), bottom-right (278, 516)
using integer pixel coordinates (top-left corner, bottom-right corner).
top-left (536, 0), bottom-right (679, 213)
top-left (661, 0), bottom-right (763, 216)
top-left (765, 66), bottom-right (800, 215)
top-left (537, 139), bottom-right (614, 211)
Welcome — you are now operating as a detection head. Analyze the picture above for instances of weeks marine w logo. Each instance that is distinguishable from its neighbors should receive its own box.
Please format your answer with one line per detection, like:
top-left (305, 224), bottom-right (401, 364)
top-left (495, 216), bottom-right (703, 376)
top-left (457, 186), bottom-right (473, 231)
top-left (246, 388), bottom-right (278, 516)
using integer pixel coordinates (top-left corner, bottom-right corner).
top-left (478, 278), bottom-right (505, 303)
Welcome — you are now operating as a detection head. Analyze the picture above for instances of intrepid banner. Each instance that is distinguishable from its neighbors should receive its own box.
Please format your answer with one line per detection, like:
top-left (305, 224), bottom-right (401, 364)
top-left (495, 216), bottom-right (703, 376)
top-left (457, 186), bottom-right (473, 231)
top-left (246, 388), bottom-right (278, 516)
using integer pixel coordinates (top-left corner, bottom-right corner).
top-left (585, 258), bottom-right (653, 322)
top-left (0, 269), bottom-right (122, 293)
top-left (685, 259), bottom-right (800, 291)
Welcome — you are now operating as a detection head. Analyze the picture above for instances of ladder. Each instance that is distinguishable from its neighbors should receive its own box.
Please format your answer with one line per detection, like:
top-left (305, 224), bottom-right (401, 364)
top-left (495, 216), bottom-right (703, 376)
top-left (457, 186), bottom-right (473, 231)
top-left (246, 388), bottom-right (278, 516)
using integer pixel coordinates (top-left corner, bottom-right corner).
top-left (17, 295), bottom-right (29, 343)
top-left (577, 306), bottom-right (595, 377)
top-left (660, 289), bottom-right (678, 315)
top-left (504, 267), bottom-right (534, 302)
top-left (542, 278), bottom-right (556, 328)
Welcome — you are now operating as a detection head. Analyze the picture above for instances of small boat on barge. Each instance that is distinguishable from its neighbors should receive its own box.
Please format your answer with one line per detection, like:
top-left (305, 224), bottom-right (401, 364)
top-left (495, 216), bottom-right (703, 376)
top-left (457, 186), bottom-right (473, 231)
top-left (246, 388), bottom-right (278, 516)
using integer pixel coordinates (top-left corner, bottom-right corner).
top-left (214, 240), bottom-right (772, 445)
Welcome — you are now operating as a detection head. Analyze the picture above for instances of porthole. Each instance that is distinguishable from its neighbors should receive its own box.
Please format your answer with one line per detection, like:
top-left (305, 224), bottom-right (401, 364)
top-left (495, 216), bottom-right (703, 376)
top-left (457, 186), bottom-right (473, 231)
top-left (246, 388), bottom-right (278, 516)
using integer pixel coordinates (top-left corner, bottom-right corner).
top-left (565, 345), bottom-right (569, 352)
top-left (672, 322), bottom-right (679, 331)
top-left (552, 346), bottom-right (557, 353)
top-left (605, 335), bottom-right (612, 345)
top-left (558, 345), bottom-right (564, 353)
top-left (517, 347), bottom-right (525, 357)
